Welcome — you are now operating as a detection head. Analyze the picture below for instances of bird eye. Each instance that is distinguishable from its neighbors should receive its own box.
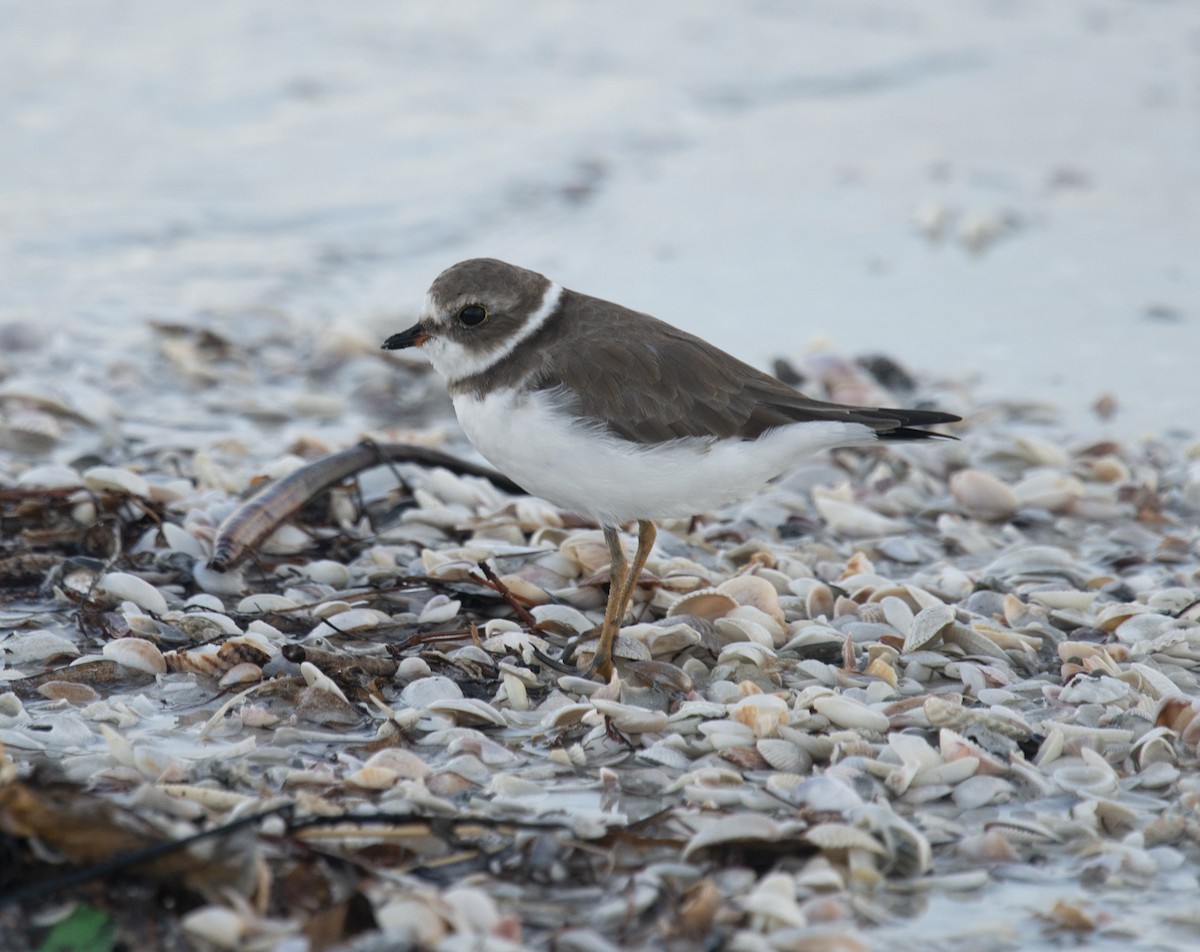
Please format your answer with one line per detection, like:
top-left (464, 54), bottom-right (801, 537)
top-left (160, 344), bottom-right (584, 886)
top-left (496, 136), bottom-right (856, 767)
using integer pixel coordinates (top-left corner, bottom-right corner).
top-left (457, 304), bottom-right (488, 327)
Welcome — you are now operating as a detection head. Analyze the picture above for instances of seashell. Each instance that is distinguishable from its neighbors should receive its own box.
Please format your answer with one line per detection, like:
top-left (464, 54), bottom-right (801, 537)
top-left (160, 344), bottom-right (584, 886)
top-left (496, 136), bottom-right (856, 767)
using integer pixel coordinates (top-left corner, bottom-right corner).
top-left (952, 775), bottom-right (1013, 809)
top-left (308, 607), bottom-right (390, 639)
top-left (949, 469), bottom-right (1018, 519)
top-left (1, 629), bottom-right (81, 664)
top-left (858, 807), bottom-right (932, 877)
top-left (400, 675), bottom-right (464, 708)
top-left (813, 494), bottom-right (909, 537)
top-left (558, 531), bottom-right (612, 575)
top-left (181, 906), bottom-right (246, 949)
top-left (668, 589), bottom-right (738, 621)
top-left (102, 637), bottom-right (166, 675)
top-left (731, 694), bottom-right (789, 737)
top-left (417, 596), bottom-right (462, 625)
top-left (346, 765), bottom-right (399, 790)
top-left (639, 742), bottom-right (693, 770)
top-left (880, 596), bottom-right (914, 636)
top-left (163, 644), bottom-right (225, 677)
top-left (923, 696), bottom-right (1032, 740)
top-left (902, 603), bottom-right (955, 653)
top-left (804, 822), bottom-right (885, 855)
top-left (864, 656), bottom-right (898, 689)
top-left (495, 573), bottom-right (551, 607)
top-left (259, 524), bottom-right (312, 555)
top-left (531, 603), bottom-right (595, 634)
top-left (18, 464), bottom-right (84, 489)
top-left (697, 719), bottom-right (757, 750)
top-left (96, 572), bottom-right (169, 615)
top-left (739, 872), bottom-right (806, 929)
top-left (984, 818), bottom-right (1062, 844)
top-left (812, 695), bottom-right (889, 733)
top-left (236, 593), bottom-right (300, 613)
top-left (756, 738), bottom-right (810, 773)
top-left (426, 698), bottom-right (507, 727)
top-left (591, 699), bottom-right (668, 734)
top-left (1011, 470), bottom-right (1085, 511)
top-left (1133, 727), bottom-right (1178, 769)
top-left (300, 661), bottom-right (349, 703)
top-left (83, 465), bottom-right (151, 498)
top-left (942, 622), bottom-right (1012, 662)
top-left (682, 813), bottom-right (789, 859)
top-left (36, 681), bottom-right (100, 704)
top-left (301, 559), bottom-right (352, 587)
top-left (714, 615), bottom-right (774, 648)
top-left (716, 642), bottom-right (777, 667)
top-left (217, 663), bottom-right (262, 688)
top-left (805, 582), bottom-right (835, 620)
top-left (939, 729), bottom-right (1009, 776)
top-left (717, 575), bottom-right (785, 627)
top-left (641, 622), bottom-right (702, 656)
top-left (1049, 751), bottom-right (1119, 797)
top-left (540, 703), bottom-right (594, 731)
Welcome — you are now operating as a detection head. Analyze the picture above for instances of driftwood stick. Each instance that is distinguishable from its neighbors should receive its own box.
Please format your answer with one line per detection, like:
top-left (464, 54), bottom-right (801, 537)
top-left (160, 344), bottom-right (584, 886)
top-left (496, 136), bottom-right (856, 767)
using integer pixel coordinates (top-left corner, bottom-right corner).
top-left (208, 441), bottom-right (523, 572)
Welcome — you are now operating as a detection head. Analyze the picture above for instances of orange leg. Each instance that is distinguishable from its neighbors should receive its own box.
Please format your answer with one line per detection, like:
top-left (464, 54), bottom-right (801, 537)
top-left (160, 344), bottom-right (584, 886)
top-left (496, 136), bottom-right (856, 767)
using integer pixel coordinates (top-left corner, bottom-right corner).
top-left (586, 520), bottom-right (656, 679)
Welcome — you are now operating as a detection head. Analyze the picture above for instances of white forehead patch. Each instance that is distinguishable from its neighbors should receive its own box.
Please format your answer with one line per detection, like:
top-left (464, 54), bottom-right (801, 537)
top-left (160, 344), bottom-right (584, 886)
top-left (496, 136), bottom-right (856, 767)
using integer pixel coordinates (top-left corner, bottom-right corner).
top-left (424, 281), bottom-right (564, 383)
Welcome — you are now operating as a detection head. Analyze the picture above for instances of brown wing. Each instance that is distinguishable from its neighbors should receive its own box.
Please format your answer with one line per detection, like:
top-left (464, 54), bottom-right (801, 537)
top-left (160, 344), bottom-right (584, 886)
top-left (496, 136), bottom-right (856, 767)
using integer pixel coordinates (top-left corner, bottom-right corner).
top-left (531, 294), bottom-right (959, 445)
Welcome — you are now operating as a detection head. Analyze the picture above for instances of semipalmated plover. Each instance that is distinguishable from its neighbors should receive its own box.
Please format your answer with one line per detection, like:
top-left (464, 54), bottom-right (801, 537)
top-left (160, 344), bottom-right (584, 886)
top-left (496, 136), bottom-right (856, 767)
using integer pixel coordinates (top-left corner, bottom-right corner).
top-left (384, 258), bottom-right (959, 678)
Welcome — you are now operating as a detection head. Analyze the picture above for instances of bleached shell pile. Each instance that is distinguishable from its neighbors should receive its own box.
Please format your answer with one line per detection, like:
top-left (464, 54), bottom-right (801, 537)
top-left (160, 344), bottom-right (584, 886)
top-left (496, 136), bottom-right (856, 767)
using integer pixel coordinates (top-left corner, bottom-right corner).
top-left (1, 342), bottom-right (1200, 950)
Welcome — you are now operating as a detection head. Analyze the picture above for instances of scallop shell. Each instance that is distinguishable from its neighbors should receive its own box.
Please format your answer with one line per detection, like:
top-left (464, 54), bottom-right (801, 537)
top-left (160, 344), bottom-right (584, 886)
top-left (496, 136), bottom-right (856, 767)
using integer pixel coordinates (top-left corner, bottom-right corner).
top-left (668, 589), bottom-right (738, 621)
top-left (717, 575), bottom-right (785, 627)
top-left (804, 823), bottom-right (885, 855)
top-left (756, 738), bottom-right (810, 773)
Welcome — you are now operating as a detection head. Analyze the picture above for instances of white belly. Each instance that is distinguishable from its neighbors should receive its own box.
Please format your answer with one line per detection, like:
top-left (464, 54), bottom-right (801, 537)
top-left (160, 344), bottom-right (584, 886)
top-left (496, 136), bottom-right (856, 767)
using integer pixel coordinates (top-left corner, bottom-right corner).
top-left (453, 388), bottom-right (875, 525)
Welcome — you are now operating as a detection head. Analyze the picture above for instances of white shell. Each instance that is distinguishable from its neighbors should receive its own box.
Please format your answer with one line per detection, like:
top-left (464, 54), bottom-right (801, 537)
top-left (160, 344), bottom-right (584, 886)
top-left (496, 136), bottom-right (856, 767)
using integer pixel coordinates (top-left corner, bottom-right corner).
top-left (812, 695), bottom-right (889, 733)
top-left (102, 637), bottom-right (166, 675)
top-left (97, 572), bottom-right (169, 615)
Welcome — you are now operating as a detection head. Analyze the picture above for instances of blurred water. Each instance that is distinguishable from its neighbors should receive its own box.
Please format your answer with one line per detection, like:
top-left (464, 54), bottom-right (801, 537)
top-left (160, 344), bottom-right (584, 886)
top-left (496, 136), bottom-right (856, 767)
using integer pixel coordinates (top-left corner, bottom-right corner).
top-left (3, 1), bottom-right (1199, 439)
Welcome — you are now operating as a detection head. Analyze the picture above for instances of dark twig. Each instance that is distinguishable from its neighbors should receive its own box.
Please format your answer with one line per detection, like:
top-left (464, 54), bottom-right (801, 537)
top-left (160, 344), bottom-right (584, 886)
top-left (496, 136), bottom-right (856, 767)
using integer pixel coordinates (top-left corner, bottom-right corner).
top-left (475, 560), bottom-right (539, 629)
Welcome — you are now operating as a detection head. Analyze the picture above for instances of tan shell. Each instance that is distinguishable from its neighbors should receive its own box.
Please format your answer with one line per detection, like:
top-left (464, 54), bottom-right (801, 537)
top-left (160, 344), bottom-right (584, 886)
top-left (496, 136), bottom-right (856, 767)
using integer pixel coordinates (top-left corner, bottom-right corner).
top-left (559, 531), bottom-right (613, 576)
top-left (949, 469), bottom-right (1019, 519)
top-left (716, 575), bottom-right (785, 627)
top-left (731, 694), bottom-right (789, 738)
top-left (667, 588), bottom-right (738, 621)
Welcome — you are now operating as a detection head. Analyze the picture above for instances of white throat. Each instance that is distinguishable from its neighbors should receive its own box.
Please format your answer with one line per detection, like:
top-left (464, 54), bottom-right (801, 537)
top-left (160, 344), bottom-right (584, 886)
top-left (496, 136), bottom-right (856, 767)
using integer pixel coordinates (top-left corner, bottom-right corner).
top-left (424, 282), bottom-right (564, 383)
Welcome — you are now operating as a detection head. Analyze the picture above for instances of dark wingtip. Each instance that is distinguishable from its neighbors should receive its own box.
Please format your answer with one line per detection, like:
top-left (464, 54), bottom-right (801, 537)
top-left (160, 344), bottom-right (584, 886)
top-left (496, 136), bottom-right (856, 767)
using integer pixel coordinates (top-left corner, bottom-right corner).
top-left (872, 407), bottom-right (962, 441)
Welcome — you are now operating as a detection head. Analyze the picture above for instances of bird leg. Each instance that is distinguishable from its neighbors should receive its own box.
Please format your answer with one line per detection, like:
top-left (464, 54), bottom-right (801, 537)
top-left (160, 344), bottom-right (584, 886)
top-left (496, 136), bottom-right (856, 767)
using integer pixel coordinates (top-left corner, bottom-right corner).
top-left (586, 520), bottom-right (656, 680)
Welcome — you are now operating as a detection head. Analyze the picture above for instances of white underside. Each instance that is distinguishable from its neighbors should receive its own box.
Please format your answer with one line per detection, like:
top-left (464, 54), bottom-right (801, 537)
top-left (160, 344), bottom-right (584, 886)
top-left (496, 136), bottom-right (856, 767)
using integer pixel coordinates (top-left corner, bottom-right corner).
top-left (453, 388), bottom-right (878, 525)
